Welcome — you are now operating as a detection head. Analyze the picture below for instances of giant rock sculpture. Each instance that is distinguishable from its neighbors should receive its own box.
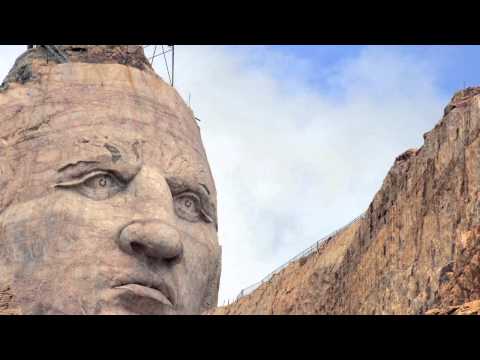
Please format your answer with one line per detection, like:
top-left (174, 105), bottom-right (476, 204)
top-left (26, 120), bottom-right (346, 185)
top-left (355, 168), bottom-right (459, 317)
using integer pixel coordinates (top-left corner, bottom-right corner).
top-left (0, 45), bottom-right (221, 315)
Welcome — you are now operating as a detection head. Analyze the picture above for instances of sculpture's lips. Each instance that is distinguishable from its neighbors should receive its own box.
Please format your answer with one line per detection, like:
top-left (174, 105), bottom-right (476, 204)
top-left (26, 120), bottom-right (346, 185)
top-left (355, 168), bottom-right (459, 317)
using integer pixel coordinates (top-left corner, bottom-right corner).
top-left (113, 281), bottom-right (175, 308)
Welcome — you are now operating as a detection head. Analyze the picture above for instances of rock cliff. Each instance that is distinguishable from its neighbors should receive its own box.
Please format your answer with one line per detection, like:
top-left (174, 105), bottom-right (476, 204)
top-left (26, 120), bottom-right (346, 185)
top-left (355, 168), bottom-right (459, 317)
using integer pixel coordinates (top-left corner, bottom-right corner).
top-left (211, 87), bottom-right (480, 315)
top-left (426, 299), bottom-right (480, 315)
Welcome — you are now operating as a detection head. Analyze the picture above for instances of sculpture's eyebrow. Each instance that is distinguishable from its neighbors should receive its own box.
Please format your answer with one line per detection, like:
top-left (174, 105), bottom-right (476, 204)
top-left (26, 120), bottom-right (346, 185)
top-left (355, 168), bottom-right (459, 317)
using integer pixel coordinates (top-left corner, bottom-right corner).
top-left (199, 183), bottom-right (211, 196)
top-left (56, 156), bottom-right (141, 184)
top-left (57, 160), bottom-right (100, 174)
top-left (166, 177), bottom-right (212, 198)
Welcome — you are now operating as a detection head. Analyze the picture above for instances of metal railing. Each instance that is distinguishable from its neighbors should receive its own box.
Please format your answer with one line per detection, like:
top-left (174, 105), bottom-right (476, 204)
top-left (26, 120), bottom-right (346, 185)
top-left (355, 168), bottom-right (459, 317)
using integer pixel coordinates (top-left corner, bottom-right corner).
top-left (234, 211), bottom-right (367, 301)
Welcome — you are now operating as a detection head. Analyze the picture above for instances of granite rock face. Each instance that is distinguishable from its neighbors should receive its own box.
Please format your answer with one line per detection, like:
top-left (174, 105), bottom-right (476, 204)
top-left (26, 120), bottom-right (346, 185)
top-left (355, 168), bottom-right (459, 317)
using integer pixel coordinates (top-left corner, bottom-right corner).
top-left (425, 299), bottom-right (480, 315)
top-left (1, 45), bottom-right (153, 91)
top-left (0, 46), bottom-right (221, 315)
top-left (0, 286), bottom-right (19, 315)
top-left (211, 87), bottom-right (480, 315)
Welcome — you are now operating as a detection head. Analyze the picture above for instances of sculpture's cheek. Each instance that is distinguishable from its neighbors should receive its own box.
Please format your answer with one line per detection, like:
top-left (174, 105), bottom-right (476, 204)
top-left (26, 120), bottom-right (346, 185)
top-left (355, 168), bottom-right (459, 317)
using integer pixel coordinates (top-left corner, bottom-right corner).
top-left (0, 190), bottom-right (220, 314)
top-left (170, 228), bottom-right (220, 313)
top-left (0, 195), bottom-right (128, 260)
top-left (0, 192), bottom-right (131, 312)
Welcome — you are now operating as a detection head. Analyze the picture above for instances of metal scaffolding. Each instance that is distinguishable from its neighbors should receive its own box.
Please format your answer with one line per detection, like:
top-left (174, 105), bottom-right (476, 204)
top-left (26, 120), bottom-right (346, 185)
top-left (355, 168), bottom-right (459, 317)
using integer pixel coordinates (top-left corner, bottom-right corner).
top-left (143, 45), bottom-right (175, 86)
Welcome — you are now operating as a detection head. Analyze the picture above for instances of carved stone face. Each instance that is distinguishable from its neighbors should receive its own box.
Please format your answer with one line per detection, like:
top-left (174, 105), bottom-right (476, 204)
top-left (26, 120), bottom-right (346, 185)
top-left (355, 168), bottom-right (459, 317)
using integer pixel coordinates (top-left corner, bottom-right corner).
top-left (0, 60), bottom-right (221, 314)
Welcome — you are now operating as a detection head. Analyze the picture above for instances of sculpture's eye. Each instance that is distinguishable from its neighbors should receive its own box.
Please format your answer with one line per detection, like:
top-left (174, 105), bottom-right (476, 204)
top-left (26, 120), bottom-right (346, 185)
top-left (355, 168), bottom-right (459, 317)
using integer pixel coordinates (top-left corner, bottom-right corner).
top-left (173, 192), bottom-right (209, 223)
top-left (56, 171), bottom-right (126, 201)
top-left (165, 178), bottom-right (216, 226)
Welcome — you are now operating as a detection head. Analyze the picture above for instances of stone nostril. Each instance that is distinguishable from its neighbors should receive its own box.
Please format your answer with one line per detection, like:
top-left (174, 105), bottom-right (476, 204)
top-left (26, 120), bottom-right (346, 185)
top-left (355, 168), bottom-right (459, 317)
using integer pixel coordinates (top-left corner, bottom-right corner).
top-left (130, 241), bottom-right (146, 254)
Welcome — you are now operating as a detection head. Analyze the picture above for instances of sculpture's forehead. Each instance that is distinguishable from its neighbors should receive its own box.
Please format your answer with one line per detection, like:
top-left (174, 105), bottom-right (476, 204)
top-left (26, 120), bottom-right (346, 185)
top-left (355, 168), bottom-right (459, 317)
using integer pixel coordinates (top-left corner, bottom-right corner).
top-left (54, 126), bottom-right (214, 188)
top-left (0, 63), bottom-right (216, 196)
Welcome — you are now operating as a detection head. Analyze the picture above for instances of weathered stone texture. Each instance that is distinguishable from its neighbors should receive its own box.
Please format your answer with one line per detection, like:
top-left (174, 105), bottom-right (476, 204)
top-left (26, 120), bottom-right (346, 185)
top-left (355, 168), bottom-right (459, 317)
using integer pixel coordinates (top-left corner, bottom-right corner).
top-left (0, 286), bottom-right (20, 315)
top-left (426, 299), bottom-right (480, 315)
top-left (1, 45), bottom-right (153, 91)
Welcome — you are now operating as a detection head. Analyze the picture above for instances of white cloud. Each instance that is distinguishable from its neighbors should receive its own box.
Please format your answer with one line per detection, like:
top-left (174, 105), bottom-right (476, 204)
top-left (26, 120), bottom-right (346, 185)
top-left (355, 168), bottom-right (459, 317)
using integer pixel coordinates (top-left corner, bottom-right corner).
top-left (161, 45), bottom-right (447, 303)
top-left (1, 45), bottom-right (448, 305)
top-left (0, 45), bottom-right (25, 83)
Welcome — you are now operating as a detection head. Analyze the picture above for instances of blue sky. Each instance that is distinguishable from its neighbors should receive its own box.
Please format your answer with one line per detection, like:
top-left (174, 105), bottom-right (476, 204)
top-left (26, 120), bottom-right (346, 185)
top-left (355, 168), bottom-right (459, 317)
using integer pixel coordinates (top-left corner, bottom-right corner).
top-left (259, 45), bottom-right (480, 104)
top-left (1, 45), bottom-right (480, 304)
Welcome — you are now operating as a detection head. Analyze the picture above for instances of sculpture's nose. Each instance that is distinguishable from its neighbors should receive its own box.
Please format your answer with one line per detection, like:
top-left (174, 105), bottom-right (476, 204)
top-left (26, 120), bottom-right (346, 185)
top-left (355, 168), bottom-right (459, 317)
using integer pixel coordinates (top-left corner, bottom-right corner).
top-left (117, 221), bottom-right (183, 261)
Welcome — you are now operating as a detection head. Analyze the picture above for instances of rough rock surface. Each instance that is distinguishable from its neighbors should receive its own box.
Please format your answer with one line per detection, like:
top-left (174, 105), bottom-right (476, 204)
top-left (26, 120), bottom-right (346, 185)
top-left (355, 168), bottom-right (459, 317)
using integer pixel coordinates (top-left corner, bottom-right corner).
top-left (0, 286), bottom-right (20, 315)
top-left (426, 299), bottom-right (480, 315)
top-left (0, 46), bottom-right (220, 315)
top-left (210, 87), bottom-right (480, 315)
top-left (1, 45), bottom-right (153, 91)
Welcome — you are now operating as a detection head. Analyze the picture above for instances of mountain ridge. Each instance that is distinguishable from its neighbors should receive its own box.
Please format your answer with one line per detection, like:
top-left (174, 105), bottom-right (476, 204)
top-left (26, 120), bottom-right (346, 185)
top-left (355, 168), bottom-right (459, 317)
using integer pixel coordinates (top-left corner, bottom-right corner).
top-left (209, 87), bottom-right (480, 315)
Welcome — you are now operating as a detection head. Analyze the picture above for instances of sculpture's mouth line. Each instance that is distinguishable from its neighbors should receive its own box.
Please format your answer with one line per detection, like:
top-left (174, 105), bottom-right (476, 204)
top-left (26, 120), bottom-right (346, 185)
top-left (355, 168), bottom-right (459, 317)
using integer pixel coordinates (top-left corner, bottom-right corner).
top-left (113, 281), bottom-right (175, 308)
